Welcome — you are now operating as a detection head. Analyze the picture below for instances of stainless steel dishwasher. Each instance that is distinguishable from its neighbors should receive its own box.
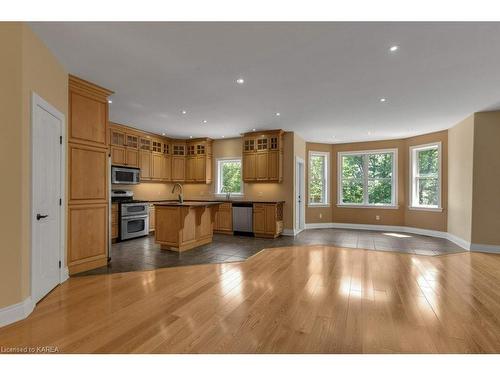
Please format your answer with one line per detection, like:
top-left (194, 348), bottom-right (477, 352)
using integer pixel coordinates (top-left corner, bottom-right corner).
top-left (232, 202), bottom-right (253, 235)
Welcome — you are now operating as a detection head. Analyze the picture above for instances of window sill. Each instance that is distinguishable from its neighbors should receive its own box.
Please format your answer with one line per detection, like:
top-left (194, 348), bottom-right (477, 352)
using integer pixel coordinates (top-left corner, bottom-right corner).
top-left (408, 206), bottom-right (443, 212)
top-left (307, 203), bottom-right (330, 208)
top-left (336, 204), bottom-right (400, 210)
top-left (214, 193), bottom-right (244, 199)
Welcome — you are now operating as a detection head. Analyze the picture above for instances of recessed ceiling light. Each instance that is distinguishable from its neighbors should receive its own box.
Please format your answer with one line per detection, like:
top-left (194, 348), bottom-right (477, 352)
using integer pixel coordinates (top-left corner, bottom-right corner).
top-left (379, 98), bottom-right (387, 103)
top-left (389, 45), bottom-right (399, 52)
top-left (162, 133), bottom-right (166, 136)
top-left (108, 99), bottom-right (112, 104)
top-left (275, 112), bottom-right (281, 117)
top-left (202, 120), bottom-right (207, 124)
top-left (189, 136), bottom-right (193, 139)
top-left (368, 131), bottom-right (372, 135)
top-left (236, 77), bottom-right (245, 85)
top-left (181, 110), bottom-right (187, 115)
top-left (252, 128), bottom-right (256, 131)
top-left (222, 135), bottom-right (225, 138)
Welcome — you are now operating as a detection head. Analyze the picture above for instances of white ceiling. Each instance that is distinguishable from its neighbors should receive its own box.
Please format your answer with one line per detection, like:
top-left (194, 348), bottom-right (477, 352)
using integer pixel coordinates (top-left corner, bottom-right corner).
top-left (30, 22), bottom-right (500, 143)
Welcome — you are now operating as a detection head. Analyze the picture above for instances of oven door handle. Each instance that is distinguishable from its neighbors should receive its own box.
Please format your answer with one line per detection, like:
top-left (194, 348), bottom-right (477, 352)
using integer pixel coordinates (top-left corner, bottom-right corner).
top-left (121, 214), bottom-right (148, 220)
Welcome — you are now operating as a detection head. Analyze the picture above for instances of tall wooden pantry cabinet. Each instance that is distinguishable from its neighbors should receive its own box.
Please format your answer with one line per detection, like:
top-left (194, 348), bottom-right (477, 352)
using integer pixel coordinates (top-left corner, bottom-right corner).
top-left (67, 75), bottom-right (113, 275)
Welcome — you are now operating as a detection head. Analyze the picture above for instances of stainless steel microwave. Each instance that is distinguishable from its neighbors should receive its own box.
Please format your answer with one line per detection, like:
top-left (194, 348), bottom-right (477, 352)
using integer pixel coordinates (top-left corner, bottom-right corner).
top-left (111, 166), bottom-right (140, 185)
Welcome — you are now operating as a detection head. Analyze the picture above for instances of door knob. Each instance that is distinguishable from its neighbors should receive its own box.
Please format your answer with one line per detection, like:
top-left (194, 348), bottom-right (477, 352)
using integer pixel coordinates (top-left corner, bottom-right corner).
top-left (36, 214), bottom-right (48, 220)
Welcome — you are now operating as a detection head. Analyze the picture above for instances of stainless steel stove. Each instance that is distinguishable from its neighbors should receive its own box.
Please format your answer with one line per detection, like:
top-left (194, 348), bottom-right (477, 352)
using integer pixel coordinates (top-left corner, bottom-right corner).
top-left (111, 190), bottom-right (150, 241)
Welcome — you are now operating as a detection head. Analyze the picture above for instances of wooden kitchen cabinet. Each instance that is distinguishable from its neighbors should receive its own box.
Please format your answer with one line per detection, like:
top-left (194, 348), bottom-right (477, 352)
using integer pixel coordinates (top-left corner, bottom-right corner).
top-left (110, 124), bottom-right (140, 167)
top-left (111, 146), bottom-right (126, 165)
top-left (214, 202), bottom-right (233, 234)
top-left (149, 204), bottom-right (155, 232)
top-left (125, 148), bottom-right (139, 167)
top-left (243, 153), bottom-right (256, 181)
top-left (111, 203), bottom-right (119, 242)
top-left (108, 124), bottom-right (213, 184)
top-left (256, 152), bottom-right (268, 180)
top-left (69, 143), bottom-right (108, 204)
top-left (151, 153), bottom-right (164, 181)
top-left (190, 138), bottom-right (213, 183)
top-left (163, 154), bottom-right (171, 181)
top-left (171, 142), bottom-right (186, 181)
top-left (171, 157), bottom-right (186, 181)
top-left (242, 130), bottom-right (283, 183)
top-left (68, 75), bottom-right (113, 275)
top-left (185, 156), bottom-right (196, 182)
top-left (267, 150), bottom-right (280, 181)
top-left (110, 129), bottom-right (126, 147)
top-left (253, 202), bottom-right (284, 238)
top-left (139, 150), bottom-right (152, 180)
top-left (111, 144), bottom-right (139, 167)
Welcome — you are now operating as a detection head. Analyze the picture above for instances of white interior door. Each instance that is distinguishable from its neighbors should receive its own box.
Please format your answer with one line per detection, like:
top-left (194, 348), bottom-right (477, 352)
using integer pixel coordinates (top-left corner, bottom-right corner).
top-left (295, 157), bottom-right (305, 232)
top-left (32, 93), bottom-right (64, 304)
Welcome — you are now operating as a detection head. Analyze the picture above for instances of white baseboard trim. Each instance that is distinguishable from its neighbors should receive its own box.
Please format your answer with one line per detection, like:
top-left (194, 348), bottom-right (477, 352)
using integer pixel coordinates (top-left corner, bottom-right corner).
top-left (305, 222), bottom-right (447, 238)
top-left (471, 243), bottom-right (500, 254)
top-left (282, 228), bottom-right (305, 236)
top-left (446, 233), bottom-right (472, 250)
top-left (0, 297), bottom-right (34, 328)
top-left (62, 267), bottom-right (69, 283)
top-left (305, 222), bottom-right (475, 251)
top-left (0, 270), bottom-right (69, 328)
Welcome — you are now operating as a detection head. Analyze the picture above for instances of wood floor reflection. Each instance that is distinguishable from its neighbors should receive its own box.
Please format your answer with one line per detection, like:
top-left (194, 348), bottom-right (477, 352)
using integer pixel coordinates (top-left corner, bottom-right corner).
top-left (1, 246), bottom-right (500, 353)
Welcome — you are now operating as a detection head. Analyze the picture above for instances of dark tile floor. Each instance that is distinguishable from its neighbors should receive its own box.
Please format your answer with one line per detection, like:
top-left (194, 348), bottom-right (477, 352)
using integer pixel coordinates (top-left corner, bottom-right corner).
top-left (76, 228), bottom-right (466, 276)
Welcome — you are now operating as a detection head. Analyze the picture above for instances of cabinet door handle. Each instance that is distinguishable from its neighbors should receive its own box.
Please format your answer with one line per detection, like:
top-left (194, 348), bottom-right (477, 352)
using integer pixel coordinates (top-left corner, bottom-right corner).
top-left (36, 214), bottom-right (48, 220)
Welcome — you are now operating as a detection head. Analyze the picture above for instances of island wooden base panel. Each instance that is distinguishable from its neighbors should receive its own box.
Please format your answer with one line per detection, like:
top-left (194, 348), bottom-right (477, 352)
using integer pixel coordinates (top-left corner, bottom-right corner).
top-left (2, 246), bottom-right (500, 353)
top-left (160, 237), bottom-right (213, 252)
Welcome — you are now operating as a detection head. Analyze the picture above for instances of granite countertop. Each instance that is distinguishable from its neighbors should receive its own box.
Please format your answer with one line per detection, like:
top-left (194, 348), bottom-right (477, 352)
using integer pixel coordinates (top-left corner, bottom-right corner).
top-left (149, 199), bottom-right (285, 205)
top-left (153, 201), bottom-right (223, 207)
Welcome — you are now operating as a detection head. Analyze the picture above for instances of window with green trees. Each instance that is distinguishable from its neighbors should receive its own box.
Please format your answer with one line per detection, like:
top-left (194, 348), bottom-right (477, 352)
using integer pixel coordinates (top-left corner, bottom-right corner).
top-left (309, 152), bottom-right (329, 205)
top-left (339, 150), bottom-right (396, 206)
top-left (410, 143), bottom-right (440, 208)
top-left (216, 159), bottom-right (242, 195)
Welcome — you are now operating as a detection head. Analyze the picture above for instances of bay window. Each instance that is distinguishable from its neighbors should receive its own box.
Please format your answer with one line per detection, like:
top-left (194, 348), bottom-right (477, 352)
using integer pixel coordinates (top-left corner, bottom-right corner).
top-left (409, 142), bottom-right (441, 210)
top-left (308, 151), bottom-right (329, 205)
top-left (338, 149), bottom-right (397, 207)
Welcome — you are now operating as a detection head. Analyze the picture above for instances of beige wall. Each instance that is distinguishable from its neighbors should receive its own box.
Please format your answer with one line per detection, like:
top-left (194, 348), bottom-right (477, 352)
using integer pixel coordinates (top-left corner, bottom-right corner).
top-left (306, 131), bottom-right (449, 231)
top-left (0, 23), bottom-right (24, 309)
top-left (447, 115), bottom-right (475, 243)
top-left (471, 112), bottom-right (500, 245)
top-left (0, 23), bottom-right (68, 309)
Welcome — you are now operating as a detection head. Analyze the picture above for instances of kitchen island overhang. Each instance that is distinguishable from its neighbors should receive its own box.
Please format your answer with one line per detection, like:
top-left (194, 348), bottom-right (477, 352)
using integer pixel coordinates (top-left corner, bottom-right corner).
top-left (154, 201), bottom-right (222, 252)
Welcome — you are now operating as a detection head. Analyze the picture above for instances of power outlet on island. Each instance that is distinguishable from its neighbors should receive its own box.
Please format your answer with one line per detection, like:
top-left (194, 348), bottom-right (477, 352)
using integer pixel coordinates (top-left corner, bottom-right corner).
top-left (258, 191), bottom-right (263, 197)
top-left (375, 215), bottom-right (380, 221)
top-left (319, 213), bottom-right (323, 219)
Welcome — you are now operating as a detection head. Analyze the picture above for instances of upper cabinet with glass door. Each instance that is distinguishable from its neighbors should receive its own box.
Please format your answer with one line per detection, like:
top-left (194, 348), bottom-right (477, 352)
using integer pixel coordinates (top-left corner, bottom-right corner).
top-left (242, 129), bottom-right (283, 183)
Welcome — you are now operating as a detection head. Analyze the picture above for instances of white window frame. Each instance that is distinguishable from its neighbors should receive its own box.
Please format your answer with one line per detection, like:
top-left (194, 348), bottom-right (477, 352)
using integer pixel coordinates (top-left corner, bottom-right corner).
top-left (409, 142), bottom-right (442, 212)
top-left (308, 151), bottom-right (330, 207)
top-left (215, 157), bottom-right (244, 197)
top-left (337, 148), bottom-right (398, 209)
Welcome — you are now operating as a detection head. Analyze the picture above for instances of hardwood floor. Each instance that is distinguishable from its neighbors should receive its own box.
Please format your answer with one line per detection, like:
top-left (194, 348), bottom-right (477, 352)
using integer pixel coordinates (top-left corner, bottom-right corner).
top-left (1, 245), bottom-right (500, 353)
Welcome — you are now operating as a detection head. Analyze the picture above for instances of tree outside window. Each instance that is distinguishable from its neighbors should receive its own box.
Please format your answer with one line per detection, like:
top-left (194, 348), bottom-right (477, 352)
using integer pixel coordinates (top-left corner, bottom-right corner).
top-left (309, 152), bottom-right (329, 205)
top-left (410, 143), bottom-right (440, 208)
top-left (339, 150), bottom-right (396, 206)
top-left (217, 159), bottom-right (242, 194)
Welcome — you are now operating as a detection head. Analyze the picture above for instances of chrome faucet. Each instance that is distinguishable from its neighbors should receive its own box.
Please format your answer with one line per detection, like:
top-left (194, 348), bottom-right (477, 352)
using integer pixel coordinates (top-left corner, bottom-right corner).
top-left (221, 186), bottom-right (231, 200)
top-left (172, 183), bottom-right (184, 203)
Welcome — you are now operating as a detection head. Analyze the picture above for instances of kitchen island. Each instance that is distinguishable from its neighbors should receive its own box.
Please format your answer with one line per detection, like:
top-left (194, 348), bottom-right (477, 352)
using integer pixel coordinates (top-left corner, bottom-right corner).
top-left (154, 201), bottom-right (222, 252)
